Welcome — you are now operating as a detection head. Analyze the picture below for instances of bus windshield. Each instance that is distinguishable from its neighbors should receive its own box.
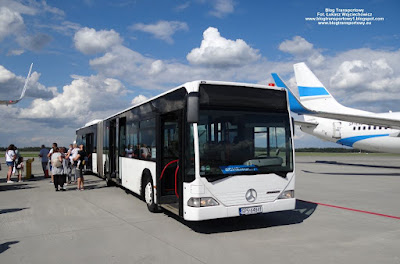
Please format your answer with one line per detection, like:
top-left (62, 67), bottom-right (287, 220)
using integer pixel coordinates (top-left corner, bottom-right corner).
top-left (192, 109), bottom-right (293, 180)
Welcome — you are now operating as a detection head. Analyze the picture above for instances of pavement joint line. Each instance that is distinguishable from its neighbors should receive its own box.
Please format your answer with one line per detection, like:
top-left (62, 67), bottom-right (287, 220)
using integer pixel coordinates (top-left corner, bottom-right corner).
top-left (299, 199), bottom-right (400, 220)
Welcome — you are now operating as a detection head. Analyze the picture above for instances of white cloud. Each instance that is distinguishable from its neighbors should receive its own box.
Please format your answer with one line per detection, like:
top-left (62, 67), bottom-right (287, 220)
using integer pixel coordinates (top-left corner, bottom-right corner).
top-left (88, 41), bottom-right (263, 90)
top-left (37, 21), bottom-right (81, 37)
top-left (0, 0), bottom-right (37, 16)
top-left (7, 49), bottom-right (24, 56)
top-left (209, 0), bottom-right (235, 18)
top-left (327, 56), bottom-right (400, 108)
top-left (74, 27), bottom-right (123, 55)
top-left (187, 27), bottom-right (260, 68)
top-left (80, 29), bottom-right (400, 116)
top-left (131, 95), bottom-right (148, 105)
top-left (0, 104), bottom-right (76, 147)
top-left (39, 0), bottom-right (65, 17)
top-left (149, 60), bottom-right (165, 75)
top-left (279, 36), bottom-right (313, 55)
top-left (279, 36), bottom-right (324, 67)
top-left (0, 1), bottom-right (63, 52)
top-left (87, 30), bottom-right (400, 116)
top-left (0, 65), bottom-right (16, 82)
top-left (0, 7), bottom-right (24, 41)
top-left (19, 75), bottom-right (127, 124)
top-left (130, 21), bottom-right (188, 44)
top-left (16, 33), bottom-right (52, 51)
top-left (175, 2), bottom-right (190, 11)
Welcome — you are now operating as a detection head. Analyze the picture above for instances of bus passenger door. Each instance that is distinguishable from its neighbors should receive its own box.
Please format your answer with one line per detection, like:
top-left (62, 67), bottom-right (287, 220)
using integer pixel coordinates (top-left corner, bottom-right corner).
top-left (109, 119), bottom-right (118, 182)
top-left (118, 117), bottom-right (126, 183)
top-left (85, 133), bottom-right (94, 171)
top-left (158, 111), bottom-right (182, 215)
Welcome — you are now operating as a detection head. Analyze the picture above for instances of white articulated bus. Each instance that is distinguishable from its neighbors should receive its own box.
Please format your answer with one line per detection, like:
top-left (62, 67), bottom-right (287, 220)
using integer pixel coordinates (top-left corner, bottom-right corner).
top-left (76, 80), bottom-right (295, 221)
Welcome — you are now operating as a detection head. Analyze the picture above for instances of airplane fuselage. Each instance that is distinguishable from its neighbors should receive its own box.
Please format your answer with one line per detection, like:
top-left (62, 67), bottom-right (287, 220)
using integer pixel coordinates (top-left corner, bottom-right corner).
top-left (301, 115), bottom-right (400, 154)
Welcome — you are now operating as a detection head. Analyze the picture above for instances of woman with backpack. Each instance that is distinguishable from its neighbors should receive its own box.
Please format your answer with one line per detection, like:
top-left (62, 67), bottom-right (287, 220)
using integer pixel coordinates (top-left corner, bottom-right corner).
top-left (51, 147), bottom-right (65, 191)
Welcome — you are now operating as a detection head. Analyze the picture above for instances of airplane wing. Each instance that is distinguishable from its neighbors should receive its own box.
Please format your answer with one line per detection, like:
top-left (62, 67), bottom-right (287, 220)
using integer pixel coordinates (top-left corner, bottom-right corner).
top-left (306, 111), bottom-right (400, 130)
top-left (0, 63), bottom-right (33, 105)
top-left (272, 68), bottom-right (400, 130)
top-left (294, 120), bottom-right (318, 128)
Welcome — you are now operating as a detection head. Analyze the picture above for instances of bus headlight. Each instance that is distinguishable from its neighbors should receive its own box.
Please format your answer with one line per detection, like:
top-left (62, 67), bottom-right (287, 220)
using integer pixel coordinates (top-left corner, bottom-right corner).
top-left (278, 190), bottom-right (294, 199)
top-left (187, 197), bottom-right (219, 207)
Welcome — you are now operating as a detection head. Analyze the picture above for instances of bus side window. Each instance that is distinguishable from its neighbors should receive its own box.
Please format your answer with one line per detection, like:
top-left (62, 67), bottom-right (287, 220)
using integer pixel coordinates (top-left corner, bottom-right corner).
top-left (139, 118), bottom-right (156, 160)
top-left (126, 121), bottom-right (139, 158)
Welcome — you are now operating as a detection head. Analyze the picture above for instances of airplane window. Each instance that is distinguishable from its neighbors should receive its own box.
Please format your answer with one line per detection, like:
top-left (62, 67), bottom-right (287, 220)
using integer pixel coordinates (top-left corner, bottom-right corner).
top-left (358, 127), bottom-right (361, 130)
top-left (368, 126), bottom-right (371, 130)
top-left (363, 127), bottom-right (366, 130)
top-left (353, 127), bottom-right (356, 130)
top-left (374, 126), bottom-right (376, 130)
top-left (379, 127), bottom-right (382, 129)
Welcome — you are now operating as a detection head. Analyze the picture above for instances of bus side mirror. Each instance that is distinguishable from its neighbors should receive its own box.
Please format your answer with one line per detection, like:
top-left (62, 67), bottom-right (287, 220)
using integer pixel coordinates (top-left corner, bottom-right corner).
top-left (187, 92), bottom-right (199, 123)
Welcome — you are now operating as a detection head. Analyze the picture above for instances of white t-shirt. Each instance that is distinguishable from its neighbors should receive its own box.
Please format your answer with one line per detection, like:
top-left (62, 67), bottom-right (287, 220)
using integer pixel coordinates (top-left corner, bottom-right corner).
top-left (39, 148), bottom-right (49, 163)
top-left (70, 148), bottom-right (79, 163)
top-left (5, 150), bottom-right (15, 162)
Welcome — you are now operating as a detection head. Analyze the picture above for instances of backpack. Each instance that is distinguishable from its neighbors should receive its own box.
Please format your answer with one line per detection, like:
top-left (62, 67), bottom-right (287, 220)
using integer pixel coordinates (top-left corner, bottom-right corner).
top-left (16, 157), bottom-right (23, 169)
top-left (51, 155), bottom-right (62, 168)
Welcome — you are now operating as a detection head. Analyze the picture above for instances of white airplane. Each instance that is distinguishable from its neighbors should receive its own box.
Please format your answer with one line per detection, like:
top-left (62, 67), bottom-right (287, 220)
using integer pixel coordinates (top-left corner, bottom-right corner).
top-left (272, 62), bottom-right (400, 154)
top-left (0, 63), bottom-right (33, 105)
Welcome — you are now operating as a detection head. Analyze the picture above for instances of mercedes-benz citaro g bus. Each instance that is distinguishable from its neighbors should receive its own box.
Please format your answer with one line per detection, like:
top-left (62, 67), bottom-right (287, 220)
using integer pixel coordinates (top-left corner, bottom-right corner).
top-left (75, 80), bottom-right (295, 221)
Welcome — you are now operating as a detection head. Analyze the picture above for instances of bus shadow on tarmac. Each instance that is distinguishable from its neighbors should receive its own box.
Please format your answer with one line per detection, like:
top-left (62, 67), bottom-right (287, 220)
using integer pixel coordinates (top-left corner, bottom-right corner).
top-left (167, 200), bottom-right (317, 234)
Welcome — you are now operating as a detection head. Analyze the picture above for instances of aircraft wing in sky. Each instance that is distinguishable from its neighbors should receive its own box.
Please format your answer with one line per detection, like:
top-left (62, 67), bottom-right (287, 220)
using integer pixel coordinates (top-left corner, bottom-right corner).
top-left (0, 63), bottom-right (33, 106)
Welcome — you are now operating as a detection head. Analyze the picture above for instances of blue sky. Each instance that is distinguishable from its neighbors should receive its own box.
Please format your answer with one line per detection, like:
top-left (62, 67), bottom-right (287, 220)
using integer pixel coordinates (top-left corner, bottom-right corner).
top-left (0, 0), bottom-right (399, 148)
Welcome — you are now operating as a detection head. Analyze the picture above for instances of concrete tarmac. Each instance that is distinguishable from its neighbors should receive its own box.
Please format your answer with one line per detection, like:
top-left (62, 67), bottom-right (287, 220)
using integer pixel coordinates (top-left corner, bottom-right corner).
top-left (0, 154), bottom-right (399, 264)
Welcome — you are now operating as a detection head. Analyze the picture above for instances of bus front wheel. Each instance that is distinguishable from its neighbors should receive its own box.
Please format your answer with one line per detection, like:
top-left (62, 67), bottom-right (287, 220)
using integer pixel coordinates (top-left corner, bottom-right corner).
top-left (106, 178), bottom-right (113, 187)
top-left (144, 176), bottom-right (158, 212)
top-left (143, 175), bottom-right (157, 212)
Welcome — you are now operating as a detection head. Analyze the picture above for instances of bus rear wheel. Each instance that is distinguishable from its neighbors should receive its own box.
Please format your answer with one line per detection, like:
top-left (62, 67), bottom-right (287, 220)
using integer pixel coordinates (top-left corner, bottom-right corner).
top-left (144, 176), bottom-right (159, 212)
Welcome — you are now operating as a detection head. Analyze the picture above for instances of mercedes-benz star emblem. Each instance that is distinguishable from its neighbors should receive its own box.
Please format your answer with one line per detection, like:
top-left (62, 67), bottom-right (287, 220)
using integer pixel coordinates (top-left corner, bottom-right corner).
top-left (245, 189), bottom-right (257, 202)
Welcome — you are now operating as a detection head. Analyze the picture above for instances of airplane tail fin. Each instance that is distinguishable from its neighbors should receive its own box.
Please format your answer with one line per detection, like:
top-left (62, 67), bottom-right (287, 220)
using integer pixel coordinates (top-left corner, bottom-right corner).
top-left (293, 62), bottom-right (347, 112)
top-left (19, 63), bottom-right (33, 100)
top-left (293, 62), bottom-right (332, 100)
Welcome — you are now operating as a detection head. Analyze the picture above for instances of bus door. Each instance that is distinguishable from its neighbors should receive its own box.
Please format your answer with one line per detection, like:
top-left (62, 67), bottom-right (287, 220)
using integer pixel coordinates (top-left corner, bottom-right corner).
top-left (109, 119), bottom-right (119, 183)
top-left (158, 111), bottom-right (182, 215)
top-left (85, 133), bottom-right (94, 171)
top-left (118, 117), bottom-right (126, 182)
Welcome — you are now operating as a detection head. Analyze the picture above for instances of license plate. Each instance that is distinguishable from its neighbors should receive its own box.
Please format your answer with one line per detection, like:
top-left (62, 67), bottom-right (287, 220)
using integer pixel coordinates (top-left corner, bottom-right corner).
top-left (239, 206), bottom-right (262, 215)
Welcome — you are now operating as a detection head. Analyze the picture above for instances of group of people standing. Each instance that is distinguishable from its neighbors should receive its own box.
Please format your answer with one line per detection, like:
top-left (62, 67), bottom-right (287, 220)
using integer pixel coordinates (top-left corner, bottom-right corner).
top-left (4, 143), bottom-right (87, 191)
top-left (39, 143), bottom-right (87, 191)
top-left (4, 144), bottom-right (24, 183)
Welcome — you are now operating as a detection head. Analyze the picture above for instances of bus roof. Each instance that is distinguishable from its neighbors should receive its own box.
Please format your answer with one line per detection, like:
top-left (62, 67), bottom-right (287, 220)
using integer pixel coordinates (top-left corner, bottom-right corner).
top-left (81, 80), bottom-right (285, 128)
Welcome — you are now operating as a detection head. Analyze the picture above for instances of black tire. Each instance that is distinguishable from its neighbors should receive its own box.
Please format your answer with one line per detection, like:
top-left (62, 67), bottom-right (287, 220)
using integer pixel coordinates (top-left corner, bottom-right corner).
top-left (106, 175), bottom-right (113, 187)
top-left (143, 174), bottom-right (159, 212)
